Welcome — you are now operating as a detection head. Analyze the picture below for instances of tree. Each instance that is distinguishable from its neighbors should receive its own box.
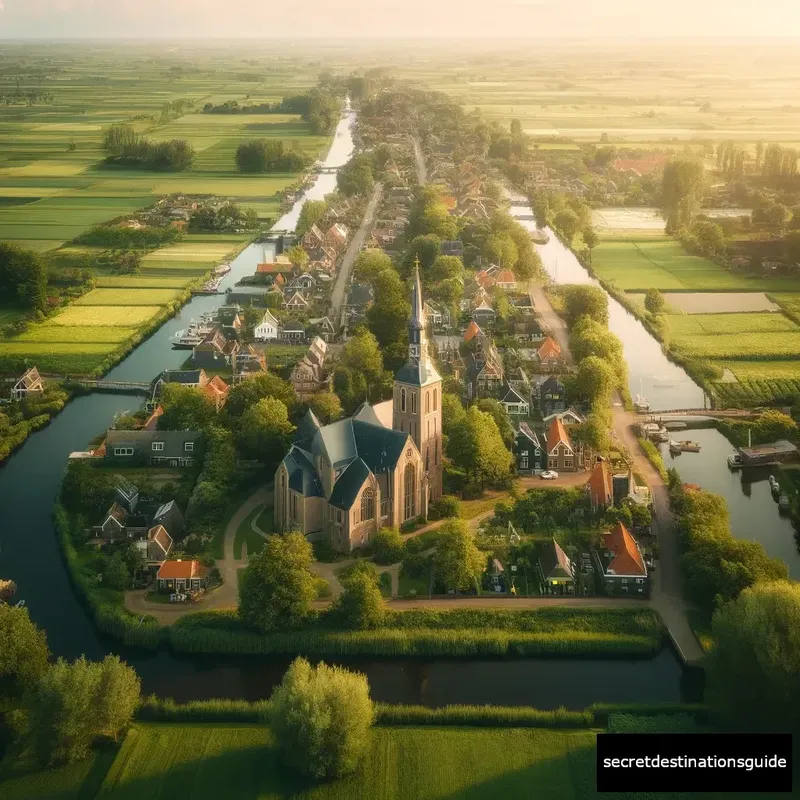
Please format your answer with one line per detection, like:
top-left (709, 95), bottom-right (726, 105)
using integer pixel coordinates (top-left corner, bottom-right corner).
top-left (0, 242), bottom-right (48, 313)
top-left (484, 233), bottom-right (518, 269)
top-left (553, 210), bottom-right (580, 242)
top-left (476, 398), bottom-right (514, 447)
top-left (237, 397), bottom-right (294, 464)
top-left (561, 284), bottom-right (609, 326)
top-left (354, 249), bottom-right (392, 283)
top-left (662, 156), bottom-right (704, 232)
top-left (582, 227), bottom-right (599, 264)
top-left (429, 254), bottom-right (464, 283)
top-left (102, 553), bottom-right (130, 591)
top-left (270, 657), bottom-right (375, 779)
top-left (576, 355), bottom-right (617, 404)
top-left (405, 234), bottom-right (442, 273)
top-left (296, 199), bottom-right (328, 236)
top-left (158, 383), bottom-right (217, 432)
top-left (644, 288), bottom-right (665, 314)
top-left (706, 582), bottom-right (800, 734)
top-left (224, 372), bottom-right (296, 418)
top-left (372, 527), bottom-right (405, 565)
top-left (27, 655), bottom-right (140, 766)
top-left (366, 269), bottom-right (410, 366)
top-left (441, 393), bottom-right (467, 439)
top-left (340, 327), bottom-right (384, 386)
top-left (285, 244), bottom-right (309, 271)
top-left (408, 186), bottom-right (458, 240)
top-left (337, 154), bottom-right (374, 196)
top-left (447, 406), bottom-right (513, 487)
top-left (0, 603), bottom-right (49, 697)
top-left (434, 519), bottom-right (484, 593)
top-left (235, 139), bottom-right (308, 173)
top-left (335, 563), bottom-right (385, 629)
top-left (239, 531), bottom-right (317, 631)
top-left (307, 392), bottom-right (343, 424)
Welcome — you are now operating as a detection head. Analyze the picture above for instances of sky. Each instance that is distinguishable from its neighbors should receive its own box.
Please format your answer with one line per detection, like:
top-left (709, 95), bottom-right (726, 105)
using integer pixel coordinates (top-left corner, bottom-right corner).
top-left (0, 0), bottom-right (799, 40)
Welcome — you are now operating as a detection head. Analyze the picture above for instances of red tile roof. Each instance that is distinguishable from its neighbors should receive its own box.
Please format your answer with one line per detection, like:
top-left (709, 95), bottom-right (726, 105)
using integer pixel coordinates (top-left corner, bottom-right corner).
top-left (546, 416), bottom-right (572, 454)
top-left (603, 522), bottom-right (646, 577)
top-left (157, 559), bottom-right (207, 580)
top-left (538, 336), bottom-right (561, 361)
top-left (204, 375), bottom-right (230, 408)
top-left (587, 460), bottom-right (613, 506)
top-left (463, 320), bottom-right (483, 343)
top-left (143, 405), bottom-right (164, 431)
top-left (496, 270), bottom-right (516, 284)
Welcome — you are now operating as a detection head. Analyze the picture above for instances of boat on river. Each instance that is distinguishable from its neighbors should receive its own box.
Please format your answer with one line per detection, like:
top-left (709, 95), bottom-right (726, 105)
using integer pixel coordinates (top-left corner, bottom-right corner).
top-left (769, 475), bottom-right (780, 496)
top-left (669, 440), bottom-right (701, 454)
top-left (213, 263), bottom-right (231, 277)
top-left (170, 313), bottom-right (215, 349)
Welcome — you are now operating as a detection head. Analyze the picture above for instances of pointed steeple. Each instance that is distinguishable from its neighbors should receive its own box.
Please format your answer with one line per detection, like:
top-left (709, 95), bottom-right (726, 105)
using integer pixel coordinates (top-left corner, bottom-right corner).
top-left (410, 256), bottom-right (424, 332)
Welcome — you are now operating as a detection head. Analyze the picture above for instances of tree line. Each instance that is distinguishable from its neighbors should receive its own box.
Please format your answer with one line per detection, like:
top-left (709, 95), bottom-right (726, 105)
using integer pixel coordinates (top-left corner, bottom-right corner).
top-left (0, 242), bottom-right (48, 315)
top-left (102, 124), bottom-right (195, 172)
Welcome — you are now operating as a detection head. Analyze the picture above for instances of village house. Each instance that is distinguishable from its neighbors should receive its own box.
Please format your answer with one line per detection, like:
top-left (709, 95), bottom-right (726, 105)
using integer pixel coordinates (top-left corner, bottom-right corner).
top-left (538, 376), bottom-right (567, 417)
top-left (149, 369), bottom-right (209, 407)
top-left (281, 320), bottom-right (306, 343)
top-left (254, 309), bottom-right (280, 341)
top-left (99, 502), bottom-right (129, 539)
top-left (542, 408), bottom-right (585, 429)
top-left (291, 336), bottom-right (330, 399)
top-left (308, 316), bottom-right (336, 342)
top-left (152, 499), bottom-right (185, 539)
top-left (286, 273), bottom-right (317, 293)
top-left (593, 522), bottom-right (649, 596)
top-left (424, 301), bottom-right (448, 329)
top-left (282, 290), bottom-right (311, 312)
top-left (138, 524), bottom-right (173, 566)
top-left (497, 383), bottom-right (530, 416)
top-left (157, 559), bottom-right (209, 592)
top-left (275, 267), bottom-right (443, 552)
top-left (203, 375), bottom-right (230, 411)
top-left (537, 336), bottom-right (563, 367)
top-left (587, 460), bottom-right (614, 511)
top-left (537, 539), bottom-right (576, 595)
top-left (471, 297), bottom-right (496, 326)
top-left (324, 223), bottom-right (349, 251)
top-left (546, 417), bottom-right (577, 472)
top-left (514, 423), bottom-right (544, 475)
top-left (105, 430), bottom-right (203, 468)
top-left (217, 306), bottom-right (243, 340)
top-left (192, 328), bottom-right (240, 370)
top-left (115, 476), bottom-right (139, 513)
top-left (307, 245), bottom-right (337, 274)
top-left (10, 366), bottom-right (44, 401)
top-left (302, 224), bottom-right (325, 250)
top-left (495, 270), bottom-right (517, 291)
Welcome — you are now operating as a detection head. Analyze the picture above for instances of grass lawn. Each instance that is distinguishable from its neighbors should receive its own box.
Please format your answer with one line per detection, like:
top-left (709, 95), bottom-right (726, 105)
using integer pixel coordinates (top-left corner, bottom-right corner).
top-left (593, 239), bottom-right (800, 292)
top-left (95, 723), bottom-right (597, 800)
top-left (233, 505), bottom-right (267, 560)
top-left (458, 487), bottom-right (516, 519)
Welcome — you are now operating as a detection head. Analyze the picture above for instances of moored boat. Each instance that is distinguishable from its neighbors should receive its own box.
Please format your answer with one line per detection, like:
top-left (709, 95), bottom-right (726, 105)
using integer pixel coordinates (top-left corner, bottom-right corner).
top-left (669, 440), bottom-right (701, 454)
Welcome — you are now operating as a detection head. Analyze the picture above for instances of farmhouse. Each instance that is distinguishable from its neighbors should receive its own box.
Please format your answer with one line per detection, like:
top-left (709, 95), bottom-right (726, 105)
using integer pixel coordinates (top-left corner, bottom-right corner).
top-left (10, 367), bottom-right (44, 401)
top-left (138, 524), bottom-right (173, 566)
top-left (593, 522), bottom-right (649, 596)
top-left (157, 559), bottom-right (209, 592)
top-left (537, 539), bottom-right (575, 595)
top-left (105, 429), bottom-right (203, 468)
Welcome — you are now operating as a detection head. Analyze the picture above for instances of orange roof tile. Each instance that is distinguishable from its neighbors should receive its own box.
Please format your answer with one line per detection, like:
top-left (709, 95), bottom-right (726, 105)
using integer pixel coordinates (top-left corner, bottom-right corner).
top-left (463, 320), bottom-right (483, 343)
top-left (604, 522), bottom-right (646, 576)
top-left (143, 405), bottom-right (164, 431)
top-left (587, 460), bottom-right (613, 505)
top-left (157, 559), bottom-right (207, 580)
top-left (496, 270), bottom-right (516, 284)
top-left (546, 416), bottom-right (572, 453)
top-left (538, 336), bottom-right (561, 361)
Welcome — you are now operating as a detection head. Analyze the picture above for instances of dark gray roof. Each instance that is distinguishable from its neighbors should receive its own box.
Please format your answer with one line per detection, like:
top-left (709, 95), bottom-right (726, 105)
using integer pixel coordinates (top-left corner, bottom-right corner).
top-left (541, 375), bottom-right (565, 393)
top-left (328, 458), bottom-right (371, 510)
top-left (352, 419), bottom-right (408, 475)
top-left (285, 447), bottom-right (324, 498)
top-left (538, 539), bottom-right (574, 581)
top-left (395, 358), bottom-right (441, 387)
top-left (294, 409), bottom-right (322, 448)
top-left (107, 429), bottom-right (203, 460)
top-left (352, 402), bottom-right (380, 426)
top-left (347, 284), bottom-right (374, 307)
top-left (517, 422), bottom-right (541, 449)
top-left (499, 384), bottom-right (527, 405)
top-left (152, 369), bottom-right (204, 387)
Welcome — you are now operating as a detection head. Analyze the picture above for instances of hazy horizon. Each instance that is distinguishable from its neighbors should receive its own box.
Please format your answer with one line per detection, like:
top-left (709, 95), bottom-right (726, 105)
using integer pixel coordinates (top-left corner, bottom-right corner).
top-left (1, 0), bottom-right (799, 41)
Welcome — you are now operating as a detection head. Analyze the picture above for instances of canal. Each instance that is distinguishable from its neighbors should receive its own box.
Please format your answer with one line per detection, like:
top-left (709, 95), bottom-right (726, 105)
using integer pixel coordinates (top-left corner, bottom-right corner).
top-left (510, 200), bottom-right (800, 579)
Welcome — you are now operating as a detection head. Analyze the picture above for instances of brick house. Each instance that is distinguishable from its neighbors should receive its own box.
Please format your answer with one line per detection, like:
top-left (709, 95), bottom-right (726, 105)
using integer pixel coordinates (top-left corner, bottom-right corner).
top-left (593, 522), bottom-right (650, 597)
top-left (156, 559), bottom-right (209, 592)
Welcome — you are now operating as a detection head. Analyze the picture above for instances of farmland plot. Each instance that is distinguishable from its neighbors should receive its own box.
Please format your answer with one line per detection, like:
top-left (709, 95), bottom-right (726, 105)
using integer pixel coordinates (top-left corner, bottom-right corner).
top-left (47, 305), bottom-right (161, 327)
top-left (75, 288), bottom-right (183, 306)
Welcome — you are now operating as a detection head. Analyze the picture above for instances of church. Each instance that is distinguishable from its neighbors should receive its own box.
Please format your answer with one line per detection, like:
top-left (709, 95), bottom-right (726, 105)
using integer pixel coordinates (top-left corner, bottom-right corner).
top-left (274, 265), bottom-right (443, 552)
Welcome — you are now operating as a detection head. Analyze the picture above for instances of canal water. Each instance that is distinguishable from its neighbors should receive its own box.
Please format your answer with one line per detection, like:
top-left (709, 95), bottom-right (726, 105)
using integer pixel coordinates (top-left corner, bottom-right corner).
top-left (509, 198), bottom-right (800, 579)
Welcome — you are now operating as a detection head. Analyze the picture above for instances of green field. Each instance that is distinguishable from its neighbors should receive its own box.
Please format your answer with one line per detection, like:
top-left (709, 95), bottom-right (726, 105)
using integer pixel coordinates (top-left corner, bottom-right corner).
top-left (673, 331), bottom-right (800, 360)
top-left (668, 312), bottom-right (799, 337)
top-left (75, 288), bottom-right (183, 306)
top-left (593, 240), bottom-right (800, 292)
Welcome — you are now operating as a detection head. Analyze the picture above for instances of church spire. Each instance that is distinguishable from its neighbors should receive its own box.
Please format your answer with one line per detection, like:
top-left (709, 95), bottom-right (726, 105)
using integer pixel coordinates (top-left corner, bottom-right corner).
top-left (408, 256), bottom-right (426, 362)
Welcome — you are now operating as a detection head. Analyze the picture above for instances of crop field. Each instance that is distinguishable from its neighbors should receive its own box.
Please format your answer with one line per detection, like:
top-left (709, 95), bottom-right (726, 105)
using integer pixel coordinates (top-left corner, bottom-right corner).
top-left (714, 379), bottom-right (800, 408)
top-left (631, 292), bottom-right (780, 314)
top-left (46, 305), bottom-right (162, 327)
top-left (95, 276), bottom-right (193, 289)
top-left (668, 313), bottom-right (798, 337)
top-left (75, 288), bottom-right (183, 306)
top-left (672, 331), bottom-right (800, 360)
top-left (11, 326), bottom-right (137, 344)
top-left (95, 724), bottom-right (597, 800)
top-left (593, 240), bottom-right (800, 292)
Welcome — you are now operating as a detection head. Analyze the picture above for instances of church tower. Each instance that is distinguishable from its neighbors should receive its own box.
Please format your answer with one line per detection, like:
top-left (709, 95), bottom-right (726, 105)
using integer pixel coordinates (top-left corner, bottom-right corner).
top-left (392, 259), bottom-right (443, 502)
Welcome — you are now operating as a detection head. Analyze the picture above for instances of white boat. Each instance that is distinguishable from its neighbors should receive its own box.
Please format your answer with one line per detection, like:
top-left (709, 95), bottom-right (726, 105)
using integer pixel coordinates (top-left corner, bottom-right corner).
top-left (670, 440), bottom-right (701, 454)
top-left (727, 453), bottom-right (743, 470)
top-left (213, 263), bottom-right (231, 276)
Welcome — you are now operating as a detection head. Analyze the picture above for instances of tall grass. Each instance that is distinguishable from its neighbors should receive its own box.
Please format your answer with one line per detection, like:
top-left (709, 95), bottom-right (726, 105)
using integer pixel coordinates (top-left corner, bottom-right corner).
top-left (375, 704), bottom-right (593, 728)
top-left (137, 696), bottom-right (271, 722)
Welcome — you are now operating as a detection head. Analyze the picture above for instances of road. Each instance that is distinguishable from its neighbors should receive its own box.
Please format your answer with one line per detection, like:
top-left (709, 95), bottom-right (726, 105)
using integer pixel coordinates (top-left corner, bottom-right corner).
top-left (412, 134), bottom-right (427, 185)
top-left (528, 278), bottom-right (705, 664)
top-left (328, 183), bottom-right (383, 320)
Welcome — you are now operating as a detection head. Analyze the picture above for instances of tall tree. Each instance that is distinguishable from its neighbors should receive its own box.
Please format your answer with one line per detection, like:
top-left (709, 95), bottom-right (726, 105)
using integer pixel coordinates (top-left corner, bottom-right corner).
top-left (239, 532), bottom-right (317, 631)
top-left (644, 287), bottom-right (665, 314)
top-left (285, 244), bottom-right (309, 271)
top-left (0, 603), bottom-right (49, 697)
top-left (295, 199), bottom-right (328, 236)
top-left (237, 397), bottom-right (294, 464)
top-left (158, 383), bottom-right (217, 432)
top-left (662, 156), bottom-right (704, 232)
top-left (434, 519), bottom-right (485, 593)
top-left (224, 372), bottom-right (296, 419)
top-left (447, 406), bottom-right (513, 487)
top-left (335, 562), bottom-right (386, 629)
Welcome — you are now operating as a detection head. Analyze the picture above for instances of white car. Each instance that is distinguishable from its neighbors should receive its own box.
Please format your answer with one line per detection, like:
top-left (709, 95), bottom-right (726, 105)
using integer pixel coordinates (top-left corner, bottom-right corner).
top-left (540, 470), bottom-right (559, 480)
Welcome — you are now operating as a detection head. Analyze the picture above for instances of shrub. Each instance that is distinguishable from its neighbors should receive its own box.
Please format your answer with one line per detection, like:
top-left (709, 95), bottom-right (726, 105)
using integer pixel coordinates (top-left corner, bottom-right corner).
top-left (428, 495), bottom-right (460, 521)
top-left (271, 657), bottom-right (375, 779)
top-left (335, 565), bottom-right (386, 630)
top-left (376, 704), bottom-right (591, 728)
top-left (372, 527), bottom-right (404, 565)
top-left (137, 696), bottom-right (271, 722)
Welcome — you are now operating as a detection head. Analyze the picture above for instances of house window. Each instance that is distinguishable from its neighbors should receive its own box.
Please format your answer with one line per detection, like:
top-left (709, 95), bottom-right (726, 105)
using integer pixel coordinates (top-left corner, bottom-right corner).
top-left (520, 457), bottom-right (528, 469)
top-left (400, 388), bottom-right (406, 412)
top-left (621, 578), bottom-right (628, 584)
top-left (548, 457), bottom-right (557, 469)
top-left (433, 389), bottom-right (438, 411)
top-left (404, 463), bottom-right (416, 521)
top-left (564, 459), bottom-right (573, 469)
top-left (152, 442), bottom-right (165, 452)
top-left (636, 578), bottom-right (644, 584)
top-left (411, 392), bottom-right (417, 414)
top-left (184, 442), bottom-right (194, 452)
top-left (360, 488), bottom-right (375, 523)
top-left (114, 447), bottom-right (134, 457)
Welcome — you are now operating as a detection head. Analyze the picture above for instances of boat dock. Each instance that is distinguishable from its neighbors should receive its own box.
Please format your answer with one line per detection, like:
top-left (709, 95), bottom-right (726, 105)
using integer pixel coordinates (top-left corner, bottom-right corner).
top-left (729, 439), bottom-right (798, 469)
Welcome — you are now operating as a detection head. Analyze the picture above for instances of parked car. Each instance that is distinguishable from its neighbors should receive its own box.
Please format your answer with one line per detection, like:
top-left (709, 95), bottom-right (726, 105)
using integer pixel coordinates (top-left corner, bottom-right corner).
top-left (540, 470), bottom-right (559, 480)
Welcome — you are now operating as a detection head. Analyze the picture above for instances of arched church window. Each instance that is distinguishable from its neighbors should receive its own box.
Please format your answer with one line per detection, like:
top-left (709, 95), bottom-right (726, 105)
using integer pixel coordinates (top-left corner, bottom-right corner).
top-left (404, 463), bottom-right (416, 521)
top-left (360, 488), bottom-right (375, 523)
